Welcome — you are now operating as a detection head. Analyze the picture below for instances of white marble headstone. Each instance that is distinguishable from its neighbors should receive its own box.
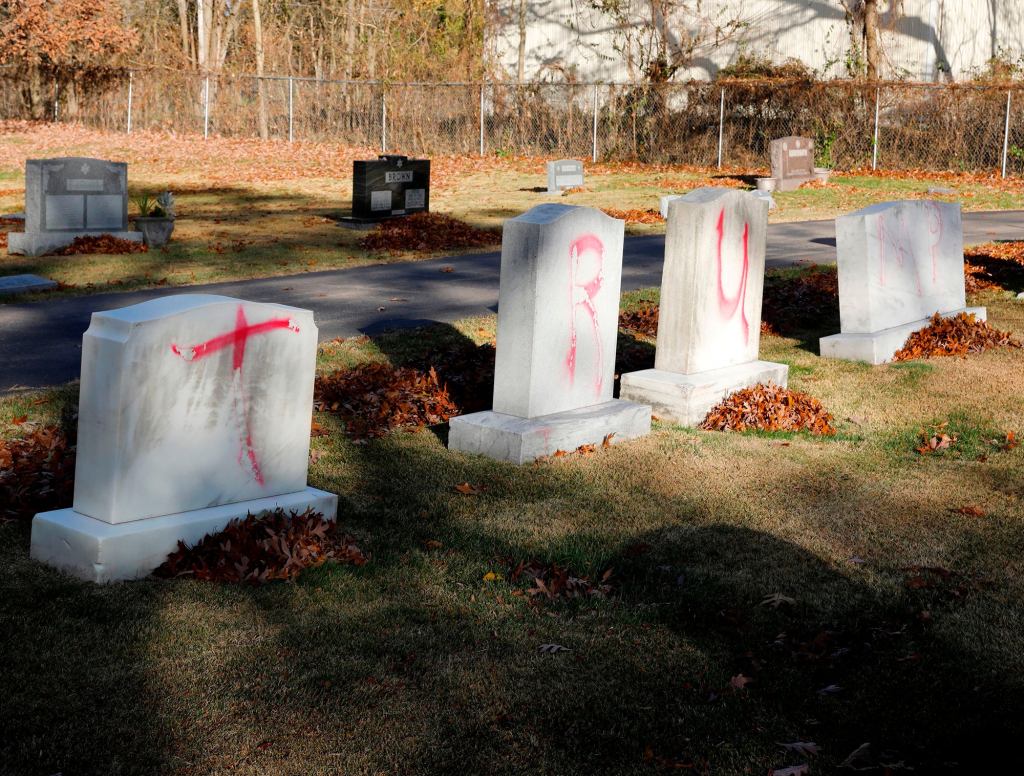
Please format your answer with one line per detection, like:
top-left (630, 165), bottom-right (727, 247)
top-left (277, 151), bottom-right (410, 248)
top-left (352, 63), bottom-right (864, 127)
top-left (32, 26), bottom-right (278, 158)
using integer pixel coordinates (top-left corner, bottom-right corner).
top-left (835, 200), bottom-right (966, 333)
top-left (618, 187), bottom-right (787, 426)
top-left (657, 188), bottom-right (769, 375)
top-left (73, 294), bottom-right (318, 523)
top-left (492, 204), bottom-right (625, 418)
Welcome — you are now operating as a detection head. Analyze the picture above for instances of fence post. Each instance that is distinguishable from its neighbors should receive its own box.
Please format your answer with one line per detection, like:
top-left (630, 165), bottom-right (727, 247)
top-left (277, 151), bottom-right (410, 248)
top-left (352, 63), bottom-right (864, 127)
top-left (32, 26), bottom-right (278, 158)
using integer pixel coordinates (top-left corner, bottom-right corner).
top-left (592, 84), bottom-right (599, 163)
top-left (872, 87), bottom-right (880, 170)
top-left (381, 92), bottom-right (387, 153)
top-left (479, 83), bottom-right (486, 156)
top-left (717, 88), bottom-right (725, 170)
top-left (1001, 90), bottom-right (1012, 178)
top-left (126, 71), bottom-right (133, 134)
top-left (203, 76), bottom-right (210, 139)
top-left (53, 80), bottom-right (58, 121)
top-left (288, 76), bottom-right (294, 143)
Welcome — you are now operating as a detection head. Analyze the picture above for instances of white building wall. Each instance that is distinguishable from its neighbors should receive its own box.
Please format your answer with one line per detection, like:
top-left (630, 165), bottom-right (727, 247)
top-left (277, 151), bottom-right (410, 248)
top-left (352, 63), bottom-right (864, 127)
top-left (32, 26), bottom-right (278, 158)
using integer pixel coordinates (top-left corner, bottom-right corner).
top-left (491, 0), bottom-right (1024, 83)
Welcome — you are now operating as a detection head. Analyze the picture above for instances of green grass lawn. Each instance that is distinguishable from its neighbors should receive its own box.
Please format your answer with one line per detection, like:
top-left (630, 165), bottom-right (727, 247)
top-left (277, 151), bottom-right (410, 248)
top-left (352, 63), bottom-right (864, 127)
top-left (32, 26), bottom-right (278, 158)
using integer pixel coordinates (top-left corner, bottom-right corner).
top-left (2, 279), bottom-right (1023, 774)
top-left (3, 122), bottom-right (1024, 301)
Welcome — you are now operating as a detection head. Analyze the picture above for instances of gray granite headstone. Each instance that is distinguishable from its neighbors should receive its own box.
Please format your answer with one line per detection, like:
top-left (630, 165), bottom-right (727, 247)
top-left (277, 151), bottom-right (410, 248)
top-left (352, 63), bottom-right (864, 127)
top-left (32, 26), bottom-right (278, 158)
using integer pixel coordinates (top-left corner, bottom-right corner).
top-left (546, 160), bottom-right (585, 193)
top-left (769, 137), bottom-right (814, 192)
top-left (8, 157), bottom-right (142, 256)
top-left (0, 274), bottom-right (58, 295)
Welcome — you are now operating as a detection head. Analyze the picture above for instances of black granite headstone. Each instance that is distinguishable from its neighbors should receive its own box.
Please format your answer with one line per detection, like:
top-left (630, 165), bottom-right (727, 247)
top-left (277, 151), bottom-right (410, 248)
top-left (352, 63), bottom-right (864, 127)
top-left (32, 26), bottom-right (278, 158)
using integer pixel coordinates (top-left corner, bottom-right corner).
top-left (352, 155), bottom-right (430, 219)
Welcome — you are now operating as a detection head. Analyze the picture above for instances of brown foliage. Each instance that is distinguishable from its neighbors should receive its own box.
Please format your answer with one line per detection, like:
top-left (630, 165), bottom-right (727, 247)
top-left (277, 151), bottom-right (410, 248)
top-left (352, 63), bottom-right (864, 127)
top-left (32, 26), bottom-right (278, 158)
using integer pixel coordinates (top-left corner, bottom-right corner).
top-left (53, 234), bottom-right (148, 256)
top-left (360, 212), bottom-right (500, 254)
top-left (893, 312), bottom-right (1021, 361)
top-left (155, 507), bottom-right (366, 585)
top-left (314, 363), bottom-right (458, 439)
top-left (0, 423), bottom-right (75, 522)
top-left (601, 208), bottom-right (664, 224)
top-left (701, 383), bottom-right (837, 435)
top-left (0, 216), bottom-right (23, 249)
top-left (508, 559), bottom-right (613, 602)
top-left (761, 266), bottom-right (840, 335)
top-left (963, 241), bottom-right (1024, 293)
top-left (0, 0), bottom-right (136, 69)
top-left (619, 305), bottom-right (660, 337)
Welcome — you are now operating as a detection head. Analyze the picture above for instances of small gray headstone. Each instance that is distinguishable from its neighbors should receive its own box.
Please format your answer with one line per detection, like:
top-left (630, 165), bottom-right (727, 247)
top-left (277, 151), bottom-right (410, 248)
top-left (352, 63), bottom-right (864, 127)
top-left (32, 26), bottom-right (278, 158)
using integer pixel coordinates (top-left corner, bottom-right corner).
top-left (769, 136), bottom-right (814, 192)
top-left (927, 186), bottom-right (957, 195)
top-left (0, 274), bottom-right (58, 295)
top-left (546, 160), bottom-right (585, 193)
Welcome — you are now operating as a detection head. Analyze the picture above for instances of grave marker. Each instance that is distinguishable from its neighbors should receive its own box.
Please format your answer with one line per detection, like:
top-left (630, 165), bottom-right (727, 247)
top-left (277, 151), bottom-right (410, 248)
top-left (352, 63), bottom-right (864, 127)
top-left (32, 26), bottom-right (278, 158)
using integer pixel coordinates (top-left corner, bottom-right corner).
top-left (449, 204), bottom-right (650, 463)
top-left (30, 294), bottom-right (337, 582)
top-left (8, 157), bottom-right (143, 256)
top-left (351, 154), bottom-right (430, 220)
top-left (546, 159), bottom-right (585, 193)
top-left (620, 188), bottom-right (788, 425)
top-left (769, 136), bottom-right (814, 191)
top-left (820, 200), bottom-right (985, 364)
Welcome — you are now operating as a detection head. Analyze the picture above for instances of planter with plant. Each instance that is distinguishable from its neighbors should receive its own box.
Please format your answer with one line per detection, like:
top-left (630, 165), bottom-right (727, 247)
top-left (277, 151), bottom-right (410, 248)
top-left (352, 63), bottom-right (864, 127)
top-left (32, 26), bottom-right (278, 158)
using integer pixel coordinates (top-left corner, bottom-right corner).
top-left (132, 192), bottom-right (176, 247)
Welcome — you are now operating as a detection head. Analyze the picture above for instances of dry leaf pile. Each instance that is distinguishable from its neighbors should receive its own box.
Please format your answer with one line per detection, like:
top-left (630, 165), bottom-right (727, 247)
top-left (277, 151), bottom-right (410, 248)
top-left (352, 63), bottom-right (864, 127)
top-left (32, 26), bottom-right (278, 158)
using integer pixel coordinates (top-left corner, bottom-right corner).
top-left (619, 305), bottom-right (659, 337)
top-left (53, 234), bottom-right (149, 256)
top-left (508, 559), bottom-right (613, 602)
top-left (0, 423), bottom-right (75, 522)
top-left (963, 241), bottom-right (1024, 292)
top-left (761, 266), bottom-right (839, 335)
top-left (0, 216), bottom-right (22, 249)
top-left (360, 212), bottom-right (500, 254)
top-left (423, 341), bottom-right (495, 413)
top-left (155, 507), bottom-right (366, 584)
top-left (701, 383), bottom-right (837, 435)
top-left (915, 423), bottom-right (958, 455)
top-left (600, 207), bottom-right (664, 224)
top-left (893, 312), bottom-right (1020, 361)
top-left (314, 363), bottom-right (458, 439)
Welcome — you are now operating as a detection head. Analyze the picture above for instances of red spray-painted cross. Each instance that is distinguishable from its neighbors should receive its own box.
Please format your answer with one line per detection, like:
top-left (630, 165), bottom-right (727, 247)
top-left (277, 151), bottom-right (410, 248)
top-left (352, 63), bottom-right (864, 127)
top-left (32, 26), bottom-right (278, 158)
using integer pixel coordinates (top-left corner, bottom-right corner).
top-left (171, 305), bottom-right (300, 485)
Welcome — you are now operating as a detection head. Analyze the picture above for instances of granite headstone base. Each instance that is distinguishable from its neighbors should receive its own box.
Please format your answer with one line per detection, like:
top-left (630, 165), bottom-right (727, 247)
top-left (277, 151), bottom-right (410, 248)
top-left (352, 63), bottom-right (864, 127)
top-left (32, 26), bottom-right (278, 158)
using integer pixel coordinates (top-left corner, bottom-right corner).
top-left (0, 274), bottom-right (58, 295)
top-left (819, 307), bottom-right (987, 365)
top-left (8, 230), bottom-right (143, 257)
top-left (30, 487), bottom-right (338, 583)
top-left (449, 400), bottom-right (651, 464)
top-left (620, 361), bottom-right (789, 427)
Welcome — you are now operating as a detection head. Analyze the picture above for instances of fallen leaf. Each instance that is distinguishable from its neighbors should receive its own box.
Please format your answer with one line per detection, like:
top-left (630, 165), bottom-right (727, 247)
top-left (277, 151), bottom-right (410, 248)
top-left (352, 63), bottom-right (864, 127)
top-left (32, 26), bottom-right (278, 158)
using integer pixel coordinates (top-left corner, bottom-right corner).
top-left (454, 482), bottom-right (481, 495)
top-left (778, 741), bottom-right (820, 756)
top-left (770, 766), bottom-right (809, 776)
top-left (482, 571), bottom-right (498, 582)
top-left (761, 592), bottom-right (796, 608)
top-left (951, 505), bottom-right (986, 517)
top-left (730, 673), bottom-right (753, 690)
top-left (538, 643), bottom-right (570, 654)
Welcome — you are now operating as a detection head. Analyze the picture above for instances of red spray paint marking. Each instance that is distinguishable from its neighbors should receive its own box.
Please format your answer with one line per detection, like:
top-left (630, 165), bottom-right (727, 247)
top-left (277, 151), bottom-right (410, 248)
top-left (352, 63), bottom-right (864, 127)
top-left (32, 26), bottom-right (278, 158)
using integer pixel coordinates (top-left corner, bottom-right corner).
top-left (925, 202), bottom-right (943, 285)
top-left (171, 305), bottom-right (300, 486)
top-left (714, 208), bottom-right (751, 345)
top-left (877, 209), bottom-right (935, 296)
top-left (565, 233), bottom-right (605, 396)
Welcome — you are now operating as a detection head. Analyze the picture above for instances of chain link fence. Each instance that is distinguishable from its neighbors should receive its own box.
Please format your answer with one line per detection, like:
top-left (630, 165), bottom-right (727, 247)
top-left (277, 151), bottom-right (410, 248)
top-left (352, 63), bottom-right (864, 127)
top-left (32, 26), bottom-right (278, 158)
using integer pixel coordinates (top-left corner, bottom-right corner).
top-left (2, 68), bottom-right (1022, 175)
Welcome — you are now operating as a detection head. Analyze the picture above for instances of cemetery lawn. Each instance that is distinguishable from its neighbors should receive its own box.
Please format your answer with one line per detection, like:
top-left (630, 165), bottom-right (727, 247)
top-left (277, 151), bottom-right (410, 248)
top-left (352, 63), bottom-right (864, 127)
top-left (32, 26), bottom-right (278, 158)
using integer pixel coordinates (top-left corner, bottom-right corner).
top-left (3, 121), bottom-right (1024, 299)
top-left (2, 281), bottom-right (1024, 774)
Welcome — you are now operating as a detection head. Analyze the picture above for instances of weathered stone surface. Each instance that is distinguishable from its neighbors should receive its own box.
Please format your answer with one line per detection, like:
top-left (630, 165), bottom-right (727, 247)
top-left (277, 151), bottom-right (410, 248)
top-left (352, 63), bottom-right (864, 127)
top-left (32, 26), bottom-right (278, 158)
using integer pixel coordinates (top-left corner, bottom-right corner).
top-left (25, 157), bottom-right (128, 233)
top-left (30, 487), bottom-right (337, 583)
top-left (7, 229), bottom-right (143, 257)
top-left (31, 293), bottom-right (331, 582)
top-left (546, 159), bottom-right (584, 192)
top-left (656, 188), bottom-right (770, 375)
top-left (492, 204), bottom-right (625, 418)
top-left (619, 188), bottom-right (787, 425)
top-left (0, 274), bottom-right (58, 295)
top-left (450, 203), bottom-right (651, 461)
top-left (620, 361), bottom-right (789, 427)
top-left (69, 294), bottom-right (318, 524)
top-left (449, 400), bottom-right (650, 464)
top-left (769, 136), bottom-right (814, 191)
top-left (820, 307), bottom-right (987, 364)
top-left (819, 200), bottom-right (984, 364)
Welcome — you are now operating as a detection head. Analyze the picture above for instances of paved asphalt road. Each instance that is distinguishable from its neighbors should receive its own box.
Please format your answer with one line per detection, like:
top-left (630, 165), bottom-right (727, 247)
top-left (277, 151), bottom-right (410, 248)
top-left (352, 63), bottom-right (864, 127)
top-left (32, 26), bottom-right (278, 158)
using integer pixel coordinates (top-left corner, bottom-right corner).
top-left (1, 210), bottom-right (1021, 392)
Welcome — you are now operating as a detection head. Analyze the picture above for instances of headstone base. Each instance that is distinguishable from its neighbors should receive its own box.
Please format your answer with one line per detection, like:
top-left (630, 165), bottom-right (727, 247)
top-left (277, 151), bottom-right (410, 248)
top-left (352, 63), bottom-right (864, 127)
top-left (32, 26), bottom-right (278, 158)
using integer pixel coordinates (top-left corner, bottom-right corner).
top-left (819, 306), bottom-right (987, 365)
top-left (620, 361), bottom-right (790, 427)
top-left (0, 274), bottom-right (58, 295)
top-left (775, 176), bottom-right (811, 192)
top-left (449, 400), bottom-right (651, 464)
top-left (8, 230), bottom-right (144, 257)
top-left (30, 487), bottom-right (338, 583)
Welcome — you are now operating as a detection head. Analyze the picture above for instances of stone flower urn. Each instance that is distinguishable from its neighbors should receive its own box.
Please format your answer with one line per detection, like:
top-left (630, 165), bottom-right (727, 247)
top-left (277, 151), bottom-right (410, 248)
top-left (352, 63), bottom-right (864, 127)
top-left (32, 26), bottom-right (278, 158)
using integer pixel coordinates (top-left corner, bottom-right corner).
top-left (134, 216), bottom-right (175, 248)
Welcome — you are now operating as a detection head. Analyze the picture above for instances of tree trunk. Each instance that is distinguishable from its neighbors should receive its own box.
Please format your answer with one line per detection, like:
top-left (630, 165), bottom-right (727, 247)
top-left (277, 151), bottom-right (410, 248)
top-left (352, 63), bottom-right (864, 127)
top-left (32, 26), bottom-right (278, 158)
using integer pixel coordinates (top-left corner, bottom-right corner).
top-left (864, 0), bottom-right (881, 80)
top-left (517, 0), bottom-right (527, 82)
top-left (176, 0), bottom-right (193, 65)
top-left (253, 0), bottom-right (269, 139)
